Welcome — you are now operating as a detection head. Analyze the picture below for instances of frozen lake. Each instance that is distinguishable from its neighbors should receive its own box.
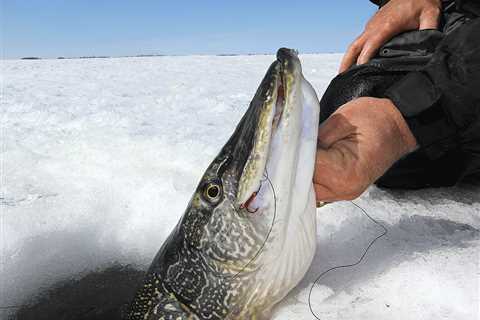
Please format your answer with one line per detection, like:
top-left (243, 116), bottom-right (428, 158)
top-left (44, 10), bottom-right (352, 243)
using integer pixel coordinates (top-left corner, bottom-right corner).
top-left (1, 54), bottom-right (479, 319)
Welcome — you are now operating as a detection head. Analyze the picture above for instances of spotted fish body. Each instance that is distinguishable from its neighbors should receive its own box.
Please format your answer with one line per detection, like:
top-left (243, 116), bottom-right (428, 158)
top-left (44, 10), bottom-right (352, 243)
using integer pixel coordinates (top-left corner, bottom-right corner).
top-left (126, 48), bottom-right (320, 320)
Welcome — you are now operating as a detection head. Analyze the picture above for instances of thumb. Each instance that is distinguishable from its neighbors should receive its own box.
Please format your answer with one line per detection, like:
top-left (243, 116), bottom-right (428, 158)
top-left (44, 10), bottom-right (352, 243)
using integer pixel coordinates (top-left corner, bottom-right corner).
top-left (318, 112), bottom-right (356, 148)
top-left (419, 9), bottom-right (440, 30)
top-left (313, 148), bottom-right (337, 201)
top-left (313, 146), bottom-right (350, 202)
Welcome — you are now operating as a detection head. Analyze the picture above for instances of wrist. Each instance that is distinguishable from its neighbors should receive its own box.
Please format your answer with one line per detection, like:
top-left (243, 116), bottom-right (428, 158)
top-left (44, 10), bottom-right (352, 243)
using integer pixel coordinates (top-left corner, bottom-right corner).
top-left (379, 98), bottom-right (418, 155)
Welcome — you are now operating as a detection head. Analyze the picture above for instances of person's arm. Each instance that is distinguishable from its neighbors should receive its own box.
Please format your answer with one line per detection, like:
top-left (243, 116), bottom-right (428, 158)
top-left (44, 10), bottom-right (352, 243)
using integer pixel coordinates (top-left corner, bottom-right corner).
top-left (314, 19), bottom-right (480, 202)
top-left (384, 18), bottom-right (480, 158)
top-left (313, 97), bottom-right (417, 201)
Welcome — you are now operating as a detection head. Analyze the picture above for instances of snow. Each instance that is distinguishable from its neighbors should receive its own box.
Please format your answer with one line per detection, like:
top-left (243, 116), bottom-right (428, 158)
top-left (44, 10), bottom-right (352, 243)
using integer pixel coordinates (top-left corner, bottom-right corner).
top-left (1, 54), bottom-right (479, 319)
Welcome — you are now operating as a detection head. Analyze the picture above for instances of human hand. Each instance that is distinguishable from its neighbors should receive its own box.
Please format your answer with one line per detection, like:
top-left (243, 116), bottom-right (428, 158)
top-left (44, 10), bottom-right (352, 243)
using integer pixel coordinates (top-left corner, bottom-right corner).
top-left (313, 97), bottom-right (417, 202)
top-left (339, 0), bottom-right (442, 73)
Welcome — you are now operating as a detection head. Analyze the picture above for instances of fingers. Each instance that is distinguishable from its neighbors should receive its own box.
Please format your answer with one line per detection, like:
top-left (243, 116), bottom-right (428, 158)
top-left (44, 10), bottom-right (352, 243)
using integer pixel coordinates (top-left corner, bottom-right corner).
top-left (314, 145), bottom-right (364, 202)
top-left (339, 0), bottom-right (442, 73)
top-left (313, 148), bottom-right (342, 202)
top-left (339, 36), bottom-right (364, 73)
top-left (313, 153), bottom-right (366, 202)
top-left (356, 33), bottom-right (389, 65)
top-left (342, 9), bottom-right (439, 72)
top-left (313, 183), bottom-right (337, 203)
top-left (419, 8), bottom-right (440, 30)
top-left (314, 108), bottom-right (368, 202)
top-left (339, 30), bottom-right (392, 72)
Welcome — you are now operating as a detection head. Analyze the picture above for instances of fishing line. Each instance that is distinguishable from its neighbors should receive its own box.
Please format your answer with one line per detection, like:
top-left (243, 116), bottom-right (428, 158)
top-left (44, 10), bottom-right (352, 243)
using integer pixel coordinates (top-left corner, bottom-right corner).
top-left (308, 201), bottom-right (388, 320)
top-left (230, 169), bottom-right (277, 279)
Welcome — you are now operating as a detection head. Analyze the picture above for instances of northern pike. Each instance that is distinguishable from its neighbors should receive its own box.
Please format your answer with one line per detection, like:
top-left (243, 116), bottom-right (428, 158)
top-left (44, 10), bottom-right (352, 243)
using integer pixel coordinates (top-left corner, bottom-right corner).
top-left (126, 48), bottom-right (320, 320)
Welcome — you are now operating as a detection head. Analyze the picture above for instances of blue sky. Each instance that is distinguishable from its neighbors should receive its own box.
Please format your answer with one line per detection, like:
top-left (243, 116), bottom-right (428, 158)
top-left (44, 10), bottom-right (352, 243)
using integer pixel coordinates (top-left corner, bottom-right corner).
top-left (2, 1), bottom-right (377, 59)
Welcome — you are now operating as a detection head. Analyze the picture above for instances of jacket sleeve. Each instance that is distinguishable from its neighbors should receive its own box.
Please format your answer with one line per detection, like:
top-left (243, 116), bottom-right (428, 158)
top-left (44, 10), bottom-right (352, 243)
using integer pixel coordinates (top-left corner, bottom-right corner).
top-left (384, 18), bottom-right (480, 158)
top-left (369, 0), bottom-right (389, 6)
top-left (370, 0), bottom-right (480, 13)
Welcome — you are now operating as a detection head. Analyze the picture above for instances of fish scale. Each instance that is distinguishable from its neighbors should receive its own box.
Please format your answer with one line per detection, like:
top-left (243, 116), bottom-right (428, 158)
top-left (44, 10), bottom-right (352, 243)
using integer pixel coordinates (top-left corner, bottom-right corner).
top-left (125, 48), bottom-right (320, 320)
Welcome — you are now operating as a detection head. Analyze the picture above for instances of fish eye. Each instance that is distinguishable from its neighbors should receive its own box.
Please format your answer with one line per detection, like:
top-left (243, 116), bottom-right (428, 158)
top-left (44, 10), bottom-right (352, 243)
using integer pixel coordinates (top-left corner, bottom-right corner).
top-left (204, 182), bottom-right (222, 203)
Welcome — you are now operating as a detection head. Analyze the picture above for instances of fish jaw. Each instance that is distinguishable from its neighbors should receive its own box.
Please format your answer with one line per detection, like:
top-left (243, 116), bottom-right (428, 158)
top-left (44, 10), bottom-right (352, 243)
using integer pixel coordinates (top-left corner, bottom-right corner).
top-left (237, 62), bottom-right (320, 312)
top-left (126, 48), bottom-right (321, 320)
top-left (219, 48), bottom-right (321, 314)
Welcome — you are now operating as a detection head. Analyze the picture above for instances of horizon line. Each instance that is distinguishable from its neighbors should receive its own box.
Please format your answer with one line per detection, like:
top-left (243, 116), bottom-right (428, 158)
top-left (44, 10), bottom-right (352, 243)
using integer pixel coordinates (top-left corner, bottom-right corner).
top-left (2, 51), bottom-right (344, 61)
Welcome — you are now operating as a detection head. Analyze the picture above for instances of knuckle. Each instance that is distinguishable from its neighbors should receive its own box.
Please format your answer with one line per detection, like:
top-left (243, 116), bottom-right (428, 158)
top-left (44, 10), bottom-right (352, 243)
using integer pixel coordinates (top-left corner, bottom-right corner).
top-left (361, 37), bottom-right (384, 57)
top-left (344, 182), bottom-right (362, 197)
top-left (337, 174), bottom-right (360, 196)
top-left (425, 6), bottom-right (441, 17)
top-left (344, 182), bottom-right (367, 199)
top-left (370, 32), bottom-right (388, 45)
top-left (349, 39), bottom-right (363, 52)
top-left (365, 12), bottom-right (380, 27)
top-left (345, 190), bottom-right (363, 201)
top-left (343, 169), bottom-right (370, 195)
top-left (335, 180), bottom-right (363, 200)
top-left (382, 20), bottom-right (396, 31)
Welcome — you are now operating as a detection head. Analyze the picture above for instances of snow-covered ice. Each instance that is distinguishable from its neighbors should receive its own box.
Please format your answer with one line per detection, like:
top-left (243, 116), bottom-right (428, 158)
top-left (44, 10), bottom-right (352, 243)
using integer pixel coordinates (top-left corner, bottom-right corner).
top-left (1, 54), bottom-right (479, 319)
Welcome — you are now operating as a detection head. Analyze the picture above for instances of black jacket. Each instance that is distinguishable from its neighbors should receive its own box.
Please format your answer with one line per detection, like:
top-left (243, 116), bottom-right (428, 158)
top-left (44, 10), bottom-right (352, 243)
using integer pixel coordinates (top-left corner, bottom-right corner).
top-left (320, 3), bottom-right (480, 188)
top-left (371, 0), bottom-right (480, 16)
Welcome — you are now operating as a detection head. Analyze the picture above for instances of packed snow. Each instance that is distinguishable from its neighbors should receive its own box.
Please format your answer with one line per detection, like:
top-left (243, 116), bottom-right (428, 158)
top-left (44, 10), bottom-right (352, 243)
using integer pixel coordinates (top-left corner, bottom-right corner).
top-left (1, 54), bottom-right (479, 319)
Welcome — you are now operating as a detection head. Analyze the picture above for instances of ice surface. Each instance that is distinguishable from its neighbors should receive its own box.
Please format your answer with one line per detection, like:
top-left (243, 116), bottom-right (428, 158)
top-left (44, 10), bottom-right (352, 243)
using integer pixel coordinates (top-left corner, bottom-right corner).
top-left (1, 54), bottom-right (479, 319)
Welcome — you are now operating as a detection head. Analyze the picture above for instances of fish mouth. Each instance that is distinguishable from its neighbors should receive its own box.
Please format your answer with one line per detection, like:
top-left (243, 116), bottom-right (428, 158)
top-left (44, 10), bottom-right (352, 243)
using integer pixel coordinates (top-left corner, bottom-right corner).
top-left (221, 48), bottom-right (320, 295)
top-left (235, 48), bottom-right (305, 210)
